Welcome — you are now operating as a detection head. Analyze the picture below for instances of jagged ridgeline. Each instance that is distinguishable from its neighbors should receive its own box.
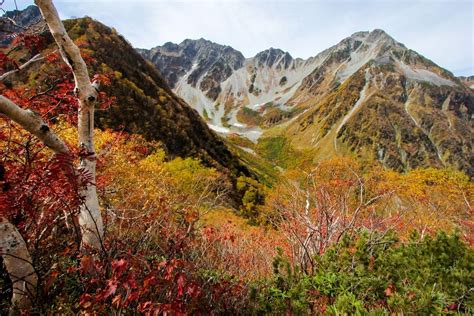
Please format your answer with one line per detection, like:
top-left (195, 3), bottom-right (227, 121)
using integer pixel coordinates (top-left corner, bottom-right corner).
top-left (140, 31), bottom-right (473, 178)
top-left (64, 18), bottom-right (250, 176)
top-left (0, 5), bottom-right (43, 45)
top-left (3, 14), bottom-right (249, 178)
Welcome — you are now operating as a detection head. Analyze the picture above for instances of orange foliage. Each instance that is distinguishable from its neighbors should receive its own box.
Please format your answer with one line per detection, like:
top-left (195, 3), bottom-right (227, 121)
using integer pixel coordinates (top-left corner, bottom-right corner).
top-left (264, 157), bottom-right (473, 272)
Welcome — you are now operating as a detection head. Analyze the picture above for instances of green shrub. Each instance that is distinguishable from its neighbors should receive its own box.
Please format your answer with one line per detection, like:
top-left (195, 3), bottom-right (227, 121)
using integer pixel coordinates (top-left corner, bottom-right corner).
top-left (252, 230), bottom-right (474, 315)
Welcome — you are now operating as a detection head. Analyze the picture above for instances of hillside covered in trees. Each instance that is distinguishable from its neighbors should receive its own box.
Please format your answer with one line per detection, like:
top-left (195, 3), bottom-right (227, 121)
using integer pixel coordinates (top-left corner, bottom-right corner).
top-left (0, 2), bottom-right (473, 315)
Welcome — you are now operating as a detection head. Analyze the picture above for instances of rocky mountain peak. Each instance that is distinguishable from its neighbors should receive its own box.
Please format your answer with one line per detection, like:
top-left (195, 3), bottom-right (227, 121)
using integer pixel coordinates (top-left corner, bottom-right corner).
top-left (349, 31), bottom-right (369, 38)
top-left (160, 41), bottom-right (180, 52)
top-left (368, 28), bottom-right (389, 39)
top-left (1, 4), bottom-right (43, 45)
top-left (138, 38), bottom-right (245, 92)
top-left (254, 48), bottom-right (293, 69)
top-left (3, 5), bottom-right (41, 25)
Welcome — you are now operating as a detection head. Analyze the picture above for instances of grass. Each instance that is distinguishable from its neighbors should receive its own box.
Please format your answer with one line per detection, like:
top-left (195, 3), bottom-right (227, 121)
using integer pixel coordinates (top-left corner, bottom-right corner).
top-left (225, 136), bottom-right (280, 187)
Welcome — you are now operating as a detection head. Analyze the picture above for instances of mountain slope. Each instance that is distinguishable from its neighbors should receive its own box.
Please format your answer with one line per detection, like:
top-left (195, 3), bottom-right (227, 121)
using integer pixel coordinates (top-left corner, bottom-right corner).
top-left (140, 31), bottom-right (473, 177)
top-left (280, 30), bottom-right (473, 176)
top-left (1, 11), bottom-right (249, 177)
top-left (68, 18), bottom-right (252, 177)
top-left (0, 5), bottom-right (44, 45)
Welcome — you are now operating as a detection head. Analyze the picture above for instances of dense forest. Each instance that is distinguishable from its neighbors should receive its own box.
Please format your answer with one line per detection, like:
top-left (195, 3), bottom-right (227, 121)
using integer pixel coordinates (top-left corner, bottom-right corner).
top-left (0, 1), bottom-right (473, 315)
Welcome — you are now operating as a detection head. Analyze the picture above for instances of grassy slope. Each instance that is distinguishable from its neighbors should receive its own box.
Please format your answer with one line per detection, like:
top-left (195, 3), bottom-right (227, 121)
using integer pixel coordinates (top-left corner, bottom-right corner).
top-left (257, 64), bottom-right (473, 177)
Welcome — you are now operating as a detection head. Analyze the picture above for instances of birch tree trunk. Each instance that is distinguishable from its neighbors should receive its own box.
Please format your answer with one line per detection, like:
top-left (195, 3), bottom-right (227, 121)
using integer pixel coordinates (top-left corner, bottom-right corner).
top-left (0, 95), bottom-right (69, 311)
top-left (35, 0), bottom-right (104, 250)
top-left (0, 0), bottom-right (104, 311)
top-left (0, 218), bottom-right (38, 311)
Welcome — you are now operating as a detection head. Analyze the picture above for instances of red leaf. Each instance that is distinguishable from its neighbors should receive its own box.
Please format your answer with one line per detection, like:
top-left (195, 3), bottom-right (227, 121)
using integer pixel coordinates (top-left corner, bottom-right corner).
top-left (80, 255), bottom-right (95, 274)
top-left (143, 275), bottom-right (157, 288)
top-left (384, 284), bottom-right (394, 297)
top-left (112, 294), bottom-right (122, 308)
top-left (177, 273), bottom-right (186, 297)
top-left (186, 283), bottom-right (201, 298)
top-left (44, 271), bottom-right (59, 292)
top-left (447, 303), bottom-right (458, 311)
top-left (103, 280), bottom-right (118, 299)
top-left (79, 293), bottom-right (92, 308)
top-left (112, 258), bottom-right (127, 274)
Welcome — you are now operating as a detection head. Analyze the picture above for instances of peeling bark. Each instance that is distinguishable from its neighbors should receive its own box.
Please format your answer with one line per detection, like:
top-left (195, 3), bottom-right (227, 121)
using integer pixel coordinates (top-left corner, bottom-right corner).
top-left (35, 0), bottom-right (104, 250)
top-left (0, 218), bottom-right (38, 311)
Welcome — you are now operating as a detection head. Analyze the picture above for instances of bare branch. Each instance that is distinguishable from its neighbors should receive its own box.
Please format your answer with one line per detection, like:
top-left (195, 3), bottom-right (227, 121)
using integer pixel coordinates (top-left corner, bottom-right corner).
top-left (0, 53), bottom-right (44, 82)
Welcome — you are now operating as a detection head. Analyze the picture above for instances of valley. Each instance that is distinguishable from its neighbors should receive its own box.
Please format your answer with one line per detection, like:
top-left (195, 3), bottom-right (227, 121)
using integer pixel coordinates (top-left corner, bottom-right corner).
top-left (139, 30), bottom-right (473, 177)
top-left (0, 2), bottom-right (473, 314)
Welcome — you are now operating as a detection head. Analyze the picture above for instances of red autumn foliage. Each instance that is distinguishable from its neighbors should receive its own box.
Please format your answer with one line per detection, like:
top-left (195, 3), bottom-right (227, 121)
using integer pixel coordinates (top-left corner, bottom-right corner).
top-left (12, 34), bottom-right (47, 55)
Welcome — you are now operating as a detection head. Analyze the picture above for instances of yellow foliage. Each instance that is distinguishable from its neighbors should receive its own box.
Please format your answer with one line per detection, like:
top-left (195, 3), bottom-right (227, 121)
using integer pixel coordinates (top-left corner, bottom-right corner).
top-left (268, 157), bottom-right (472, 242)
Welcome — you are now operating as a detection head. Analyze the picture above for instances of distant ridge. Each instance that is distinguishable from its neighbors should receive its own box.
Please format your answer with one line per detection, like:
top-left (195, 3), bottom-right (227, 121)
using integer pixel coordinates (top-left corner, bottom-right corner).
top-left (139, 30), bottom-right (473, 176)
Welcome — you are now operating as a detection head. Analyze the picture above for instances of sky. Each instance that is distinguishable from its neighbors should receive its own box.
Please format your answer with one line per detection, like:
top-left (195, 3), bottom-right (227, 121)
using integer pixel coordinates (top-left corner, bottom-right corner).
top-left (2, 0), bottom-right (473, 76)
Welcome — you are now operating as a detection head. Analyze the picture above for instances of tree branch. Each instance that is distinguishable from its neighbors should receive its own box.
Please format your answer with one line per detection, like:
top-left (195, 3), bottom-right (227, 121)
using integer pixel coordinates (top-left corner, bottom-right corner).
top-left (34, 0), bottom-right (97, 104)
top-left (0, 53), bottom-right (44, 83)
top-left (35, 0), bottom-right (103, 250)
top-left (0, 95), bottom-right (69, 154)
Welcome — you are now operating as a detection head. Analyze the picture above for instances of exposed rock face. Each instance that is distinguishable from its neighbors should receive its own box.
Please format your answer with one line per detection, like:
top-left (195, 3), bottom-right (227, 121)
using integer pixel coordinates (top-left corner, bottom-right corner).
top-left (459, 75), bottom-right (474, 89)
top-left (1, 5), bottom-right (43, 45)
top-left (137, 38), bottom-right (245, 101)
top-left (254, 48), bottom-right (293, 69)
top-left (140, 30), bottom-right (473, 177)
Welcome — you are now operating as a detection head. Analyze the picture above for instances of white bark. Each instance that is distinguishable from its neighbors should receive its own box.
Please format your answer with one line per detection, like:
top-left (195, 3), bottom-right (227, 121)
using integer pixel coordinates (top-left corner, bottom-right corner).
top-left (0, 218), bottom-right (38, 311)
top-left (35, 0), bottom-right (103, 250)
top-left (0, 96), bottom-right (65, 311)
top-left (0, 54), bottom-right (44, 83)
top-left (0, 95), bottom-right (69, 154)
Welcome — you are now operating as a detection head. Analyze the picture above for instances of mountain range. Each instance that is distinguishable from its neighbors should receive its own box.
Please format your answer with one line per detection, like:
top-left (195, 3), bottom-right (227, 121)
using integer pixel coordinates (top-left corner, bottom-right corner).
top-left (138, 31), bottom-right (473, 177)
top-left (2, 5), bottom-right (473, 178)
top-left (1, 7), bottom-right (249, 181)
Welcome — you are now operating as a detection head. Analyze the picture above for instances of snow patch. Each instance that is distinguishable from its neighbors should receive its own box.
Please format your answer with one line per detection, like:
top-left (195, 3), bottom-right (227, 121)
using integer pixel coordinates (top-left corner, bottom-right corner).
top-left (241, 128), bottom-right (263, 143)
top-left (207, 123), bottom-right (262, 143)
top-left (247, 103), bottom-right (263, 111)
top-left (237, 146), bottom-right (256, 155)
top-left (232, 122), bottom-right (246, 128)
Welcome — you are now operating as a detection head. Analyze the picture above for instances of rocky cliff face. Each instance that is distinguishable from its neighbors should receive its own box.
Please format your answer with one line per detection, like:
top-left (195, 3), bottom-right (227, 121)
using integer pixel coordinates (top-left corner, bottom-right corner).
top-left (1, 5), bottom-right (43, 45)
top-left (137, 39), bottom-right (245, 101)
top-left (1, 8), bottom-right (249, 178)
top-left (139, 30), bottom-right (473, 177)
